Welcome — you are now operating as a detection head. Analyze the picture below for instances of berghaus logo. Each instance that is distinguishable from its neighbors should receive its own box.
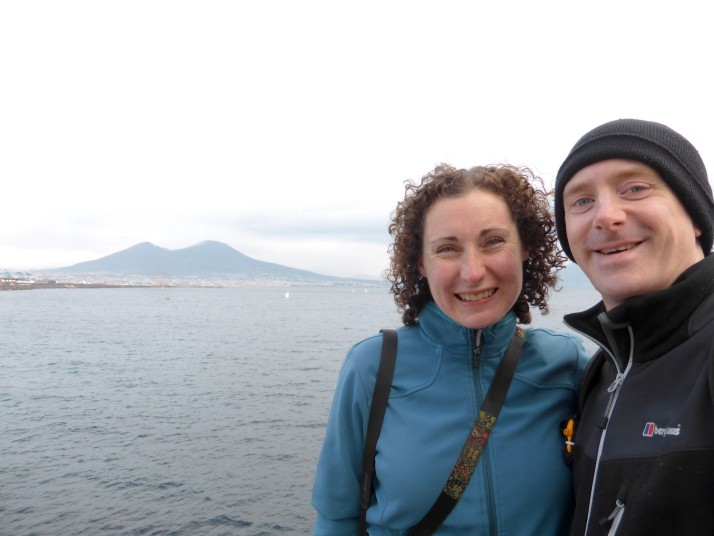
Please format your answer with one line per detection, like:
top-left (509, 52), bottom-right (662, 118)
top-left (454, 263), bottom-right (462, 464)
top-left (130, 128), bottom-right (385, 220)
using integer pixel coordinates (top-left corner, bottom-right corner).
top-left (642, 422), bottom-right (681, 437)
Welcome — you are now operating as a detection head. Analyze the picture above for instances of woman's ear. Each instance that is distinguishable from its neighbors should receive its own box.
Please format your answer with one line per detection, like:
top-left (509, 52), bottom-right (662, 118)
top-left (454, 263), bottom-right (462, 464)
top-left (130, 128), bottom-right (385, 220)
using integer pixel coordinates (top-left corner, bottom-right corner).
top-left (417, 256), bottom-right (426, 277)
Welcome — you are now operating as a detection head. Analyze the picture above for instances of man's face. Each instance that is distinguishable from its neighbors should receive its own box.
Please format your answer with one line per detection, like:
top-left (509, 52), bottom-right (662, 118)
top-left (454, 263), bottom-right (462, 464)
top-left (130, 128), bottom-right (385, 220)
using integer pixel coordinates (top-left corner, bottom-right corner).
top-left (563, 159), bottom-right (704, 310)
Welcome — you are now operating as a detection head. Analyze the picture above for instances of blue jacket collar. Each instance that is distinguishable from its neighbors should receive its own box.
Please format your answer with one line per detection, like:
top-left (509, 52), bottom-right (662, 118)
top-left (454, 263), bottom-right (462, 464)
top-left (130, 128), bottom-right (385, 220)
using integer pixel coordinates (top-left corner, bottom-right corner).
top-left (417, 301), bottom-right (517, 358)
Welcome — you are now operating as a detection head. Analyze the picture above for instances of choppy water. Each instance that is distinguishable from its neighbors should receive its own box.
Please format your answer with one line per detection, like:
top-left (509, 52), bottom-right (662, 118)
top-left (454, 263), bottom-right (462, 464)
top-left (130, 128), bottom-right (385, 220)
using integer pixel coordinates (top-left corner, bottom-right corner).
top-left (0, 284), bottom-right (599, 535)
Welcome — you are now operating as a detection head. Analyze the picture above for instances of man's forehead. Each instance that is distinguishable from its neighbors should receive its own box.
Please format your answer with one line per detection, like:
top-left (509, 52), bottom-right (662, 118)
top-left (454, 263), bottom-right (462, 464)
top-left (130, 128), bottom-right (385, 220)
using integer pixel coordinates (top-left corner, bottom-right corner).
top-left (564, 159), bottom-right (662, 191)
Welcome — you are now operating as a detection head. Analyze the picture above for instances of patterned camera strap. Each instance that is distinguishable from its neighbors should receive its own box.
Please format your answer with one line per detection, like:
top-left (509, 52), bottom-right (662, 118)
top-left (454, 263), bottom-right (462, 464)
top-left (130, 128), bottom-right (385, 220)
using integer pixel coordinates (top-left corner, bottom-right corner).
top-left (407, 328), bottom-right (525, 536)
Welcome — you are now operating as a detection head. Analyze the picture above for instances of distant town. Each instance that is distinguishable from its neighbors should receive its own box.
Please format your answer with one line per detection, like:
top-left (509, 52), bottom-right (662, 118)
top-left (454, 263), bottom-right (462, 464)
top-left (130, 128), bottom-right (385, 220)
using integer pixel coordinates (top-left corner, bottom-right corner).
top-left (0, 272), bottom-right (157, 290)
top-left (0, 272), bottom-right (383, 291)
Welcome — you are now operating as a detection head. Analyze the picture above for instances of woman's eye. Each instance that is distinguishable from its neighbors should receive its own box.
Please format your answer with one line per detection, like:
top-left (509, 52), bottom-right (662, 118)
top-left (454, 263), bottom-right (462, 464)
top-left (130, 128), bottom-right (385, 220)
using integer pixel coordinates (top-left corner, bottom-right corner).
top-left (484, 237), bottom-right (504, 248)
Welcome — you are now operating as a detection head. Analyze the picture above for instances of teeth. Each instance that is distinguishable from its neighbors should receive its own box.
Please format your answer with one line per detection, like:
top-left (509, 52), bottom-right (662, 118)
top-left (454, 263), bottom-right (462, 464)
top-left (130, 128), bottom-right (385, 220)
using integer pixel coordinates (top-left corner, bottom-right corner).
top-left (459, 289), bottom-right (495, 302)
top-left (600, 244), bottom-right (635, 254)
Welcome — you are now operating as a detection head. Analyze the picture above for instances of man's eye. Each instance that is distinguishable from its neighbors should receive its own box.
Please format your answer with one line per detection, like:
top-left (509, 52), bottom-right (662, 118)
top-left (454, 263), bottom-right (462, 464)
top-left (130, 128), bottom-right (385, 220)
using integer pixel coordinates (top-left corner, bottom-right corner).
top-left (573, 197), bottom-right (592, 207)
top-left (625, 185), bottom-right (648, 194)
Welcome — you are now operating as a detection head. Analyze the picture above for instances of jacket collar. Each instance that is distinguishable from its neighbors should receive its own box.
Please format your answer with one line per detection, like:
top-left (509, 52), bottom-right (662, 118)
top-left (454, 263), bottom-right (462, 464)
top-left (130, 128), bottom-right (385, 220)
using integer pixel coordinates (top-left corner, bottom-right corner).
top-left (417, 300), bottom-right (517, 358)
top-left (564, 254), bottom-right (714, 362)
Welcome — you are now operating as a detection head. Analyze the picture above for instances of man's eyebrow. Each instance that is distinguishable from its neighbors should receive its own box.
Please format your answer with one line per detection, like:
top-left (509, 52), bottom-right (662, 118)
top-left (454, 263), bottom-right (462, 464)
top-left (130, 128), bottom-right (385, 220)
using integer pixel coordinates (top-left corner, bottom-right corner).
top-left (563, 181), bottom-right (588, 196)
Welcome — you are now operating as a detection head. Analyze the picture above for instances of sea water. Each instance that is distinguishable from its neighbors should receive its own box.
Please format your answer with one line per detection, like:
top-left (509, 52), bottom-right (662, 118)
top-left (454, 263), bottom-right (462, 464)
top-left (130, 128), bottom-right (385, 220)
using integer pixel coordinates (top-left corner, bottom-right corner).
top-left (0, 285), bottom-right (599, 535)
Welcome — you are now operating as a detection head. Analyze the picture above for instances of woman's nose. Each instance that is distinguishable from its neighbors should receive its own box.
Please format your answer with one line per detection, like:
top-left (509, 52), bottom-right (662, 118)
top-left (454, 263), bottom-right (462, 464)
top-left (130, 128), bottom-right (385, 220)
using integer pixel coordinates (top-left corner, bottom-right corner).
top-left (461, 251), bottom-right (486, 282)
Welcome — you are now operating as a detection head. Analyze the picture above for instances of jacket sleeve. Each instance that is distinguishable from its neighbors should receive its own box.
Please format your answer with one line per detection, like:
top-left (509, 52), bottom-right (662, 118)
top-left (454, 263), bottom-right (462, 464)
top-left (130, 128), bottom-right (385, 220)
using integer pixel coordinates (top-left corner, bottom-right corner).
top-left (312, 343), bottom-right (373, 535)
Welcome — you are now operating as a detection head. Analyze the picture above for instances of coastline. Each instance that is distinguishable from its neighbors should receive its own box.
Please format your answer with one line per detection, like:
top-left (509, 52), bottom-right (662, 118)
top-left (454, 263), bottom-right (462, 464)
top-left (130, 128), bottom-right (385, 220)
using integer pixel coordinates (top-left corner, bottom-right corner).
top-left (0, 278), bottom-right (386, 291)
top-left (0, 281), bottom-right (154, 291)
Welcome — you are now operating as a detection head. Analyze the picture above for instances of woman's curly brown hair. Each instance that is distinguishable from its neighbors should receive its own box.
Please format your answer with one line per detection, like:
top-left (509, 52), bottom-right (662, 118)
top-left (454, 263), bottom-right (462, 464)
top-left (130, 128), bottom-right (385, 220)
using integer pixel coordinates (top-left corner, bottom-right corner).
top-left (387, 163), bottom-right (566, 326)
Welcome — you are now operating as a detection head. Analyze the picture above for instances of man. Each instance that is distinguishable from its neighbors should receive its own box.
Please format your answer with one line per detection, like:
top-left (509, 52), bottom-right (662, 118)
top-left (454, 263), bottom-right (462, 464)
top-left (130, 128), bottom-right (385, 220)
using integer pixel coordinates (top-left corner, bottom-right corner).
top-left (554, 118), bottom-right (714, 535)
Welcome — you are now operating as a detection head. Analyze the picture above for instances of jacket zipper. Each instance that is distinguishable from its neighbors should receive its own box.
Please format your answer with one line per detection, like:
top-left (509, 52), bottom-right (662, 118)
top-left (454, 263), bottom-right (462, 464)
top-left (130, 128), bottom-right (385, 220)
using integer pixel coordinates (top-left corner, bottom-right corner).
top-left (471, 329), bottom-right (497, 535)
top-left (582, 320), bottom-right (634, 534)
top-left (472, 329), bottom-right (482, 368)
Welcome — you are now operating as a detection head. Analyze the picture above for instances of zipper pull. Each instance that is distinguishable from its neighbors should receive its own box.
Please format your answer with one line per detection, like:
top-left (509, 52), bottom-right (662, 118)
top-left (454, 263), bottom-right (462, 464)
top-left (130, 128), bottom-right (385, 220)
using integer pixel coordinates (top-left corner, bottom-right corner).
top-left (607, 372), bottom-right (624, 393)
top-left (599, 373), bottom-right (625, 430)
top-left (472, 330), bottom-right (482, 368)
top-left (606, 500), bottom-right (624, 521)
top-left (599, 499), bottom-right (625, 533)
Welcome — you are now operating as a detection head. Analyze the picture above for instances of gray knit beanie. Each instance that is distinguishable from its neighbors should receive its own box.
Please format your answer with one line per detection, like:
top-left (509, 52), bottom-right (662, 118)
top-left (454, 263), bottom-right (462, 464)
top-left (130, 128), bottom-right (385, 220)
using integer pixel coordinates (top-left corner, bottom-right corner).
top-left (554, 118), bottom-right (713, 261)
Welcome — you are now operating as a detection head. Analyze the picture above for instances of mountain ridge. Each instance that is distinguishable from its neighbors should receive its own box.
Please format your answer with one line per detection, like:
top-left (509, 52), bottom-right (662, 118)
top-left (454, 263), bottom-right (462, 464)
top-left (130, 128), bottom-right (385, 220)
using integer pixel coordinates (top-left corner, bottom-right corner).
top-left (40, 240), bottom-right (378, 283)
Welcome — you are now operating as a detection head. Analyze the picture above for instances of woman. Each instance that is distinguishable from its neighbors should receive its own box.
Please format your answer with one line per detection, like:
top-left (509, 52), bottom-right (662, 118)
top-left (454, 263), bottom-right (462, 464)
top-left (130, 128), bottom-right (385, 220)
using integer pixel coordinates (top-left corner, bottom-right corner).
top-left (312, 164), bottom-right (589, 535)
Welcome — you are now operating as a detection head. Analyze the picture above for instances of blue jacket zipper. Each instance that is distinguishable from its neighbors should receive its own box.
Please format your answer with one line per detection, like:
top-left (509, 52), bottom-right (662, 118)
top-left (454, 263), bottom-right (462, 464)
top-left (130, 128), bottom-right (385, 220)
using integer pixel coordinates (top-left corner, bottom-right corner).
top-left (471, 329), bottom-right (497, 535)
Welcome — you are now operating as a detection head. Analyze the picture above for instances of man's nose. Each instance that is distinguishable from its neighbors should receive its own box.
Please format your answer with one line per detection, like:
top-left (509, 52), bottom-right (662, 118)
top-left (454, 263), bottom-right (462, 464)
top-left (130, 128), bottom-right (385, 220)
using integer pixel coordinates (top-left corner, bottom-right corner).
top-left (593, 195), bottom-right (626, 230)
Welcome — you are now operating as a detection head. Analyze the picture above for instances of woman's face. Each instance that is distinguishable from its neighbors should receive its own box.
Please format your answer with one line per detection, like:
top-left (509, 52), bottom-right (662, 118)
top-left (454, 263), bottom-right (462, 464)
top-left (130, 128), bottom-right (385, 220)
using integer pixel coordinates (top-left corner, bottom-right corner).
top-left (418, 188), bottom-right (528, 329)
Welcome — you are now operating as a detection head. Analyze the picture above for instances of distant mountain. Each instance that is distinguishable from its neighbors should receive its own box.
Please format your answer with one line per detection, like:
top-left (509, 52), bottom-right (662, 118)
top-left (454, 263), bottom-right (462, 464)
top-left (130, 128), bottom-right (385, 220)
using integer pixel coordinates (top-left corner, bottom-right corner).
top-left (42, 240), bottom-right (372, 283)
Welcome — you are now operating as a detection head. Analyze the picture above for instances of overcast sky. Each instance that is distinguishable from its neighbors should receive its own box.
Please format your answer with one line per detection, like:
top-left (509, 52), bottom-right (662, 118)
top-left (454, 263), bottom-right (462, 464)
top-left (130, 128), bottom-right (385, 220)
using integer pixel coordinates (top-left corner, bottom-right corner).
top-left (1, 1), bottom-right (712, 279)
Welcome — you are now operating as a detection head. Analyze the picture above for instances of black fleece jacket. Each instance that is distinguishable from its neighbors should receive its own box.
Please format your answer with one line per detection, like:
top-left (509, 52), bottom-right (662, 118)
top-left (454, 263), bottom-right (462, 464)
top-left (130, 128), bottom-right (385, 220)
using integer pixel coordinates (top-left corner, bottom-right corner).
top-left (564, 254), bottom-right (714, 536)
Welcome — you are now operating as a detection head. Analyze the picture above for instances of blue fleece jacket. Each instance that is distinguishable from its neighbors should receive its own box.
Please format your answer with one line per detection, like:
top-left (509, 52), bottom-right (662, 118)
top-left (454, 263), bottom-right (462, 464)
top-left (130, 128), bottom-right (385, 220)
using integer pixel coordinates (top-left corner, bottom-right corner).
top-left (312, 301), bottom-right (589, 535)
